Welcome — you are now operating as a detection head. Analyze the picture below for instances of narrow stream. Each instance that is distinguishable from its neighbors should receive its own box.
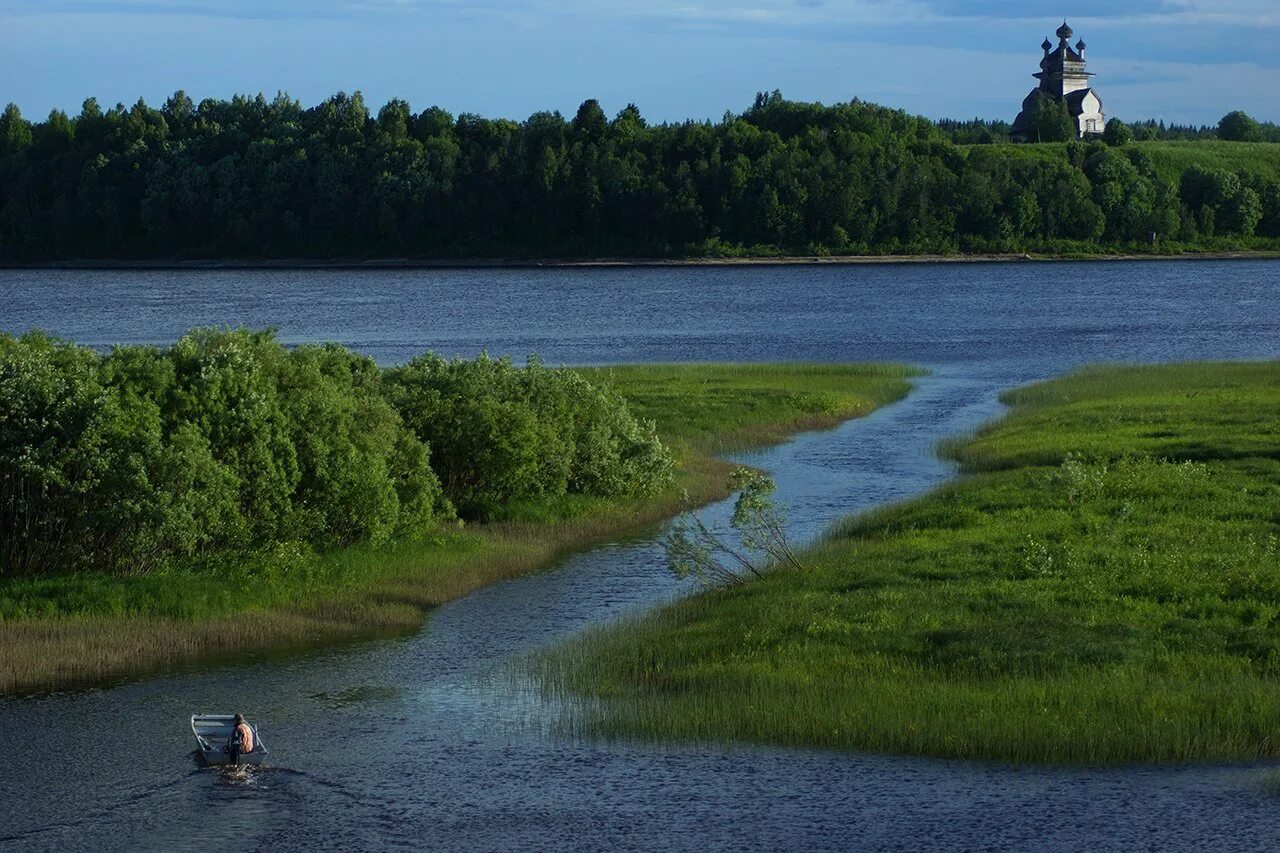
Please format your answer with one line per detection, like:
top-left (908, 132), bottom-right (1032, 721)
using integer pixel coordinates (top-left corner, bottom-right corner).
top-left (3, 261), bottom-right (1280, 850)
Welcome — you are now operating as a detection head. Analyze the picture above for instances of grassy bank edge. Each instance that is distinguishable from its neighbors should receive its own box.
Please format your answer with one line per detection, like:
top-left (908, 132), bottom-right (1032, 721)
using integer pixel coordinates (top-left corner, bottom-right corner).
top-left (0, 362), bottom-right (920, 696)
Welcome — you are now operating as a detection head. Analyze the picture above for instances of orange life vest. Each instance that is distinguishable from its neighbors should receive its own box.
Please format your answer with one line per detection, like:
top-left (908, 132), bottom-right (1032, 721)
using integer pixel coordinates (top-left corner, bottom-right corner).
top-left (235, 721), bottom-right (254, 753)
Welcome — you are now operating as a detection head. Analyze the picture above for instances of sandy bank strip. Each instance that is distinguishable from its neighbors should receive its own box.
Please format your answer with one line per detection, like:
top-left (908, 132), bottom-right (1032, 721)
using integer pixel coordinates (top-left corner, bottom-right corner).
top-left (4, 251), bottom-right (1280, 271)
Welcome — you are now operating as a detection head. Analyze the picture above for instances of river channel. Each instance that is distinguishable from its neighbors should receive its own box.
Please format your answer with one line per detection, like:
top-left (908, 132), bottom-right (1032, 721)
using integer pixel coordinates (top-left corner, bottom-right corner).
top-left (2, 259), bottom-right (1280, 851)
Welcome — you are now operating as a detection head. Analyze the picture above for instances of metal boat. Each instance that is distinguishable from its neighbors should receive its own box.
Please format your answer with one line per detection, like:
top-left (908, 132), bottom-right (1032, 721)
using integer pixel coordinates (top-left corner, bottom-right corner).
top-left (191, 713), bottom-right (268, 766)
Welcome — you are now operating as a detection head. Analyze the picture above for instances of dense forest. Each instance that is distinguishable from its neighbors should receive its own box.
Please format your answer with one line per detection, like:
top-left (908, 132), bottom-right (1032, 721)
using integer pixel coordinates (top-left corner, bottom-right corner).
top-left (0, 329), bottom-right (672, 577)
top-left (0, 90), bottom-right (1277, 260)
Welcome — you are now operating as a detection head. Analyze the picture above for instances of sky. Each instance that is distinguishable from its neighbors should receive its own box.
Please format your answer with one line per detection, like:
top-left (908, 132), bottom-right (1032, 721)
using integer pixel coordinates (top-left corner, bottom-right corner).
top-left (2, 1), bottom-right (1278, 127)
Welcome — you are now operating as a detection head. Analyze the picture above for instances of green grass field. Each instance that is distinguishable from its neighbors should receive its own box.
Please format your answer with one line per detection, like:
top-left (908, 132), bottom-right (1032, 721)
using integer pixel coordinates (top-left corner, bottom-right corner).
top-left (968, 140), bottom-right (1280, 184)
top-left (0, 362), bottom-right (918, 694)
top-left (536, 361), bottom-right (1280, 764)
top-left (577, 362), bottom-right (918, 452)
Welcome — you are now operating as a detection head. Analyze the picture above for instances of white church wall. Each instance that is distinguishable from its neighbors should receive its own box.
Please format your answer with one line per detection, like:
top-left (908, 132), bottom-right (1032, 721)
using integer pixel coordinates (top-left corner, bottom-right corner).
top-left (1077, 90), bottom-right (1105, 136)
top-left (1061, 75), bottom-right (1091, 96)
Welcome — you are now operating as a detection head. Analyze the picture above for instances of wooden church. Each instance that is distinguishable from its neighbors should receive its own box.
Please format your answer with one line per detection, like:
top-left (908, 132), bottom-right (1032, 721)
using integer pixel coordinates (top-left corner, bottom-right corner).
top-left (1011, 21), bottom-right (1107, 141)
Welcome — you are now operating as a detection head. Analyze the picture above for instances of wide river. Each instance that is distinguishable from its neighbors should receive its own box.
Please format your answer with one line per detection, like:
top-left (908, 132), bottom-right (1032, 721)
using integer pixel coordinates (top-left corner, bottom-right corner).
top-left (3, 260), bottom-right (1280, 852)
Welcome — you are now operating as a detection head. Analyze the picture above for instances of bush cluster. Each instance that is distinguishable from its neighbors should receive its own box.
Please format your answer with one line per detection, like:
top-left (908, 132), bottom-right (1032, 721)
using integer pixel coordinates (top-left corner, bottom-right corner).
top-left (0, 329), bottom-right (671, 576)
top-left (384, 353), bottom-right (672, 519)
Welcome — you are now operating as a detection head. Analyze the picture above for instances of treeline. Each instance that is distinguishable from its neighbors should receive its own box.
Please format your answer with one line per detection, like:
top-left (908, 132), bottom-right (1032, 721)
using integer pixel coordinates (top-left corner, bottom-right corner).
top-left (0, 329), bottom-right (671, 577)
top-left (938, 111), bottom-right (1280, 145)
top-left (0, 90), bottom-right (1277, 260)
top-left (1129, 115), bottom-right (1280, 143)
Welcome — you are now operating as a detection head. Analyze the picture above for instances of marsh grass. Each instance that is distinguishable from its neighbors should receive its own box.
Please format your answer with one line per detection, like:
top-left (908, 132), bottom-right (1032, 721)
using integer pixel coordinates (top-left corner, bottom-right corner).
top-left (0, 362), bottom-right (918, 695)
top-left (1259, 769), bottom-right (1280, 796)
top-left (576, 362), bottom-right (922, 454)
top-left (536, 361), bottom-right (1280, 764)
top-left (952, 361), bottom-right (1280, 472)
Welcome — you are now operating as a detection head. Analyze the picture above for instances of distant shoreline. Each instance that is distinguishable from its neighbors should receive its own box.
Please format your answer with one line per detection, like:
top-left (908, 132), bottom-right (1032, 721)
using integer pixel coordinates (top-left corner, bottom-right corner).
top-left (4, 251), bottom-right (1280, 271)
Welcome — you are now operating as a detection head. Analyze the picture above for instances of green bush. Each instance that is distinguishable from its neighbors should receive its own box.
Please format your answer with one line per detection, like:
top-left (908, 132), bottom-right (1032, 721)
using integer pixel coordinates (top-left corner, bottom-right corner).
top-left (0, 332), bottom-right (147, 574)
top-left (0, 330), bottom-right (670, 575)
top-left (385, 353), bottom-right (671, 519)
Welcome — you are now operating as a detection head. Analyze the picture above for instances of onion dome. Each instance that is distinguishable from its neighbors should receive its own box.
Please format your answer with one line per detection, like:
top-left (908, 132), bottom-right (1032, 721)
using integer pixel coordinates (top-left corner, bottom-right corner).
top-left (1056, 21), bottom-right (1074, 41)
top-left (1042, 37), bottom-right (1053, 52)
top-left (1076, 39), bottom-right (1087, 53)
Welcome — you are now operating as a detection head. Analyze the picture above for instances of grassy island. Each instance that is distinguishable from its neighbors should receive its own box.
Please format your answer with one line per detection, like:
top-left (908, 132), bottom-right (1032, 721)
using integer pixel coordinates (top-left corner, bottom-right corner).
top-left (0, 334), bottom-right (917, 695)
top-left (539, 362), bottom-right (1280, 764)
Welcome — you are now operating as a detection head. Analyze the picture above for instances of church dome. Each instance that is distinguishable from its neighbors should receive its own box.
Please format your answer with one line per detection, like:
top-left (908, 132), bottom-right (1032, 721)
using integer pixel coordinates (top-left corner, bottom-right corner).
top-left (1042, 37), bottom-right (1053, 51)
top-left (1056, 21), bottom-right (1074, 40)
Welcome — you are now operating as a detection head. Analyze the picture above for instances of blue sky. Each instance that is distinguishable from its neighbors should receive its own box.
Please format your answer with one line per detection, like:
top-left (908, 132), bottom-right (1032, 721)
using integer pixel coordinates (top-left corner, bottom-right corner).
top-left (2, 1), bottom-right (1278, 126)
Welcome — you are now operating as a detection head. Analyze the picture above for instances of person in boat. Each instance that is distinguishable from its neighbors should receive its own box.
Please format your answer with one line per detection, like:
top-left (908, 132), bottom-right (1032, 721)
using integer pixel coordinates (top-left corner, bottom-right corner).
top-left (227, 712), bottom-right (254, 761)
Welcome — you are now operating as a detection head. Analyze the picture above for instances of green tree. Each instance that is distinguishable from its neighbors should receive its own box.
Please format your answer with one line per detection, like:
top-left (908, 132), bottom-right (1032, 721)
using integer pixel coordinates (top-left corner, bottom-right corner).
top-left (376, 98), bottom-right (411, 142)
top-left (1221, 186), bottom-right (1263, 235)
top-left (1103, 119), bottom-right (1133, 147)
top-left (35, 108), bottom-right (75, 155)
top-left (413, 105), bottom-right (454, 141)
top-left (572, 99), bottom-right (607, 144)
top-left (1026, 94), bottom-right (1076, 143)
top-left (1180, 166), bottom-right (1263, 236)
top-left (1131, 123), bottom-right (1158, 141)
top-left (0, 103), bottom-right (33, 155)
top-left (610, 103), bottom-right (646, 145)
top-left (1218, 111), bottom-right (1263, 142)
top-left (162, 90), bottom-right (196, 133)
top-left (1257, 178), bottom-right (1280, 237)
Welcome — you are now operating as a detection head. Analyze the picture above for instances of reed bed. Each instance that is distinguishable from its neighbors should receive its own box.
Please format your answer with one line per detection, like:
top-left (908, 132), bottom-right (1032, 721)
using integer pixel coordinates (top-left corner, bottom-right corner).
top-left (0, 362), bottom-right (918, 694)
top-left (535, 361), bottom-right (1280, 764)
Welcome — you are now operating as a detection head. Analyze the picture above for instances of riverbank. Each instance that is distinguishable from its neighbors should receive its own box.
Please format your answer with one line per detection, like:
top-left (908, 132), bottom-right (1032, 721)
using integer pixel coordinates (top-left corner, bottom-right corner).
top-left (0, 362), bottom-right (918, 696)
top-left (537, 362), bottom-right (1280, 765)
top-left (6, 250), bottom-right (1280, 270)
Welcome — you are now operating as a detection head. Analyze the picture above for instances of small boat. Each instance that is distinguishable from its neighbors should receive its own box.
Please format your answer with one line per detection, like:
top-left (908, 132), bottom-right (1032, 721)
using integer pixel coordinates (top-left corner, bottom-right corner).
top-left (191, 713), bottom-right (269, 766)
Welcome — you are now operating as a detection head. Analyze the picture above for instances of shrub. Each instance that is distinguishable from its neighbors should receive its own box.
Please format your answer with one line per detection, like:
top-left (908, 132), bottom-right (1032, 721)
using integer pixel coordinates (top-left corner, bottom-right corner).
top-left (165, 328), bottom-right (301, 547)
top-left (0, 329), bottom-right (455, 577)
top-left (0, 332), bottom-right (138, 574)
top-left (0, 330), bottom-right (671, 573)
top-left (273, 342), bottom-right (448, 547)
top-left (385, 353), bottom-right (672, 519)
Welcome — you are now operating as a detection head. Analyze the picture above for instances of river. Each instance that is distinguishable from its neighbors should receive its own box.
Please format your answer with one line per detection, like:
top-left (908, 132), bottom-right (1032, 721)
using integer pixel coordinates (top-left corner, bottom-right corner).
top-left (2, 260), bottom-right (1280, 851)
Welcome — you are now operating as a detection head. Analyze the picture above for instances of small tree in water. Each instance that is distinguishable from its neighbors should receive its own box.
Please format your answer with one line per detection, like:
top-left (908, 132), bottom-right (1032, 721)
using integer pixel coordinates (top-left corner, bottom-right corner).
top-left (662, 468), bottom-right (804, 587)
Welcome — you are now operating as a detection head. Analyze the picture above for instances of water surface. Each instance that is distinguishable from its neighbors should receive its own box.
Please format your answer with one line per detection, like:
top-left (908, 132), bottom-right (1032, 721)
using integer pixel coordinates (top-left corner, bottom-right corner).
top-left (2, 260), bottom-right (1280, 851)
